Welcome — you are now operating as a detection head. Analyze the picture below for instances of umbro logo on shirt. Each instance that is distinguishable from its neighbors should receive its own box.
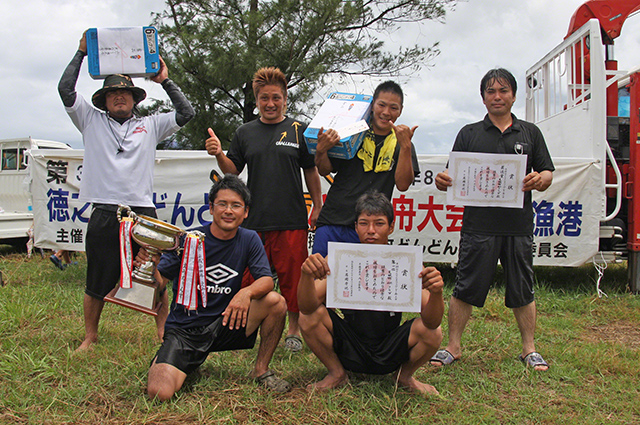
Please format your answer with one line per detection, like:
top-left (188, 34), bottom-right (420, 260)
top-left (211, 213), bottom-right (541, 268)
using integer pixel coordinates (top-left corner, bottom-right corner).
top-left (205, 263), bottom-right (238, 285)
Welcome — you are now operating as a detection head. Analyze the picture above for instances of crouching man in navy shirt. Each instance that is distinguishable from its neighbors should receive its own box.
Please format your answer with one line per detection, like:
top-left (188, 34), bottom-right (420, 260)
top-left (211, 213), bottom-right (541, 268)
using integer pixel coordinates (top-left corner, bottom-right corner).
top-left (138, 174), bottom-right (291, 401)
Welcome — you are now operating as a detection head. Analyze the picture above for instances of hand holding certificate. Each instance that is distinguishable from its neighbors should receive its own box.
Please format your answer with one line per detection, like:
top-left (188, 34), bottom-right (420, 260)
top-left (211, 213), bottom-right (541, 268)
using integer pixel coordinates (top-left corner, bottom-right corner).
top-left (447, 152), bottom-right (526, 208)
top-left (326, 242), bottom-right (423, 313)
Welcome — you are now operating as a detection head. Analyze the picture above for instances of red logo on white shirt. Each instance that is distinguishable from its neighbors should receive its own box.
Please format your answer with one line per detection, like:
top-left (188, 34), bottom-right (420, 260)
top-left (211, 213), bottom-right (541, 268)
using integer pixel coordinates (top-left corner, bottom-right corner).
top-left (133, 125), bottom-right (147, 134)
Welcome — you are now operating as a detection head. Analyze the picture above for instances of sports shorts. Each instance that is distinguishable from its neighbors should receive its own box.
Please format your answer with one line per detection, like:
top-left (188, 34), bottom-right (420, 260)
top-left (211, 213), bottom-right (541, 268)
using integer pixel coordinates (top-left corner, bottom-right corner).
top-left (155, 316), bottom-right (258, 375)
top-left (328, 309), bottom-right (413, 375)
top-left (453, 232), bottom-right (534, 309)
top-left (85, 204), bottom-right (156, 300)
top-left (312, 225), bottom-right (360, 257)
top-left (241, 229), bottom-right (307, 313)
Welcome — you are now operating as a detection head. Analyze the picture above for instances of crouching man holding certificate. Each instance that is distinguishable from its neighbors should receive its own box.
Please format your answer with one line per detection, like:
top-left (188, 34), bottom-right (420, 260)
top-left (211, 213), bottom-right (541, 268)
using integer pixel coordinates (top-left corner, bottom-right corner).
top-left (297, 191), bottom-right (444, 395)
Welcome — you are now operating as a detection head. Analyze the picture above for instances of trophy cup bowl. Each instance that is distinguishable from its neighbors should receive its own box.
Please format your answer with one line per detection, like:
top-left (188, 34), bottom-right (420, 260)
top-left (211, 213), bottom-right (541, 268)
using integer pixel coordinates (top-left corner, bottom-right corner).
top-left (104, 205), bottom-right (183, 316)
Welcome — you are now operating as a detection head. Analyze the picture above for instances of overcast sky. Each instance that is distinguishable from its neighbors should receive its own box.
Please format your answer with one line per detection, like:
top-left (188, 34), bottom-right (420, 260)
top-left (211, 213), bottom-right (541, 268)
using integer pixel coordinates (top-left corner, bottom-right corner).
top-left (3, 0), bottom-right (640, 153)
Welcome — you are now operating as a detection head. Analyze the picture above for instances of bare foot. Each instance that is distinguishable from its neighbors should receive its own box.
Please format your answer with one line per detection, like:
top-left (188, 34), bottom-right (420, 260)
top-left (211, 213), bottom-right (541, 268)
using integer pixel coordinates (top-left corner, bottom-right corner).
top-left (306, 373), bottom-right (349, 391)
top-left (397, 376), bottom-right (439, 396)
top-left (75, 337), bottom-right (96, 352)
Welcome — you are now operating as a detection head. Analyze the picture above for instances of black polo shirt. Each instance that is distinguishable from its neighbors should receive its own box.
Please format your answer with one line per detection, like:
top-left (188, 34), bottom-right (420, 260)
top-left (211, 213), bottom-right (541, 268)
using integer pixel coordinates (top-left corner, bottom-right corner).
top-left (451, 114), bottom-right (555, 236)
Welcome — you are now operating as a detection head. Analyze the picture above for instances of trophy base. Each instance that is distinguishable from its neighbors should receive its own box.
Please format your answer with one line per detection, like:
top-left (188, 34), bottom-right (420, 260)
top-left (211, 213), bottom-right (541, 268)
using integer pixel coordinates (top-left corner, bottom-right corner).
top-left (104, 280), bottom-right (162, 316)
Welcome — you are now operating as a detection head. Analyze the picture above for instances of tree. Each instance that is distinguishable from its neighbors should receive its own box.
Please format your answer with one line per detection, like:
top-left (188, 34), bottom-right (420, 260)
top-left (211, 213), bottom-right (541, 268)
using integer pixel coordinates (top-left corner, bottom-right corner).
top-left (153, 0), bottom-right (456, 149)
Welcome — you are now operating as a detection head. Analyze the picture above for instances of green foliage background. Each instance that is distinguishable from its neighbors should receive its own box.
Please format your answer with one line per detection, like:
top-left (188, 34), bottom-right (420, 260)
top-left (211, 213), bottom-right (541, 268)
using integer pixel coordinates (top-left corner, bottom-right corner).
top-left (150, 0), bottom-right (456, 149)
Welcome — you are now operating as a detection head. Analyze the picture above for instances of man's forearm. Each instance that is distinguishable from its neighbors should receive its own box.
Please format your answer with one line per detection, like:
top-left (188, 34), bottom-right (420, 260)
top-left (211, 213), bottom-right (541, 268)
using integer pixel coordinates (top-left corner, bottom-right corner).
top-left (155, 270), bottom-right (170, 293)
top-left (58, 50), bottom-right (85, 107)
top-left (245, 276), bottom-right (274, 300)
top-left (539, 170), bottom-right (553, 191)
top-left (315, 151), bottom-right (333, 176)
top-left (421, 292), bottom-right (444, 329)
top-left (394, 146), bottom-right (414, 191)
top-left (161, 79), bottom-right (195, 127)
top-left (303, 167), bottom-right (323, 207)
top-left (215, 151), bottom-right (239, 175)
top-left (297, 274), bottom-right (323, 314)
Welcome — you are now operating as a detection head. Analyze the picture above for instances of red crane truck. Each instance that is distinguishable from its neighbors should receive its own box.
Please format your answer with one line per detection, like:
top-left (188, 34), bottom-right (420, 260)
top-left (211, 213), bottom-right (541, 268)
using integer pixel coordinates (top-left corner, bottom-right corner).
top-left (526, 0), bottom-right (640, 292)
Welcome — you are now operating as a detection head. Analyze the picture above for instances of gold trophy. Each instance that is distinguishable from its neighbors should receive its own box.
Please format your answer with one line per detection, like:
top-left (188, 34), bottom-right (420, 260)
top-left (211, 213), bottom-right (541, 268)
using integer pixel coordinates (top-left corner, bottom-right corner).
top-left (104, 205), bottom-right (183, 316)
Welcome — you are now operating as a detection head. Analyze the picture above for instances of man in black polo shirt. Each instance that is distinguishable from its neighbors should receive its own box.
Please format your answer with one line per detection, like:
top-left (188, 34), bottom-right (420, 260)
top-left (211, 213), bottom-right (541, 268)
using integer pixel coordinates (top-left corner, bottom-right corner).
top-left (431, 68), bottom-right (554, 371)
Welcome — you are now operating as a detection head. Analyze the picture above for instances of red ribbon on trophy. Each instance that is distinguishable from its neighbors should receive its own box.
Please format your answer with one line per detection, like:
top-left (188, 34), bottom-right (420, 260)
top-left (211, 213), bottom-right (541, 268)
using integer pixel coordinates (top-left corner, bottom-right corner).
top-left (119, 217), bottom-right (134, 288)
top-left (177, 231), bottom-right (207, 310)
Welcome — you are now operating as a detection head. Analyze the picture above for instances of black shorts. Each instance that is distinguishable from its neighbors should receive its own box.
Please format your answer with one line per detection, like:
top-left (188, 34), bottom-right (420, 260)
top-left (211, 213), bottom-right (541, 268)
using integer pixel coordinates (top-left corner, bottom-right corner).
top-left (329, 309), bottom-right (413, 375)
top-left (85, 204), bottom-right (156, 300)
top-left (453, 232), bottom-right (534, 308)
top-left (155, 317), bottom-right (259, 375)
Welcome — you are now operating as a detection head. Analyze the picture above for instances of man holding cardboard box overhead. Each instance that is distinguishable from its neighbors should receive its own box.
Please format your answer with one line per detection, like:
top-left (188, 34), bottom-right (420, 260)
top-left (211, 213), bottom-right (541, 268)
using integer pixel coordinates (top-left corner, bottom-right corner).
top-left (312, 81), bottom-right (420, 257)
top-left (58, 31), bottom-right (194, 351)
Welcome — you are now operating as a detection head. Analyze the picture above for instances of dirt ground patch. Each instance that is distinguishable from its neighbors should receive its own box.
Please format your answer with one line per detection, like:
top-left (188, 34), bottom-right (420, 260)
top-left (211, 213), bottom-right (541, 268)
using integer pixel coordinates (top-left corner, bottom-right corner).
top-left (584, 321), bottom-right (640, 349)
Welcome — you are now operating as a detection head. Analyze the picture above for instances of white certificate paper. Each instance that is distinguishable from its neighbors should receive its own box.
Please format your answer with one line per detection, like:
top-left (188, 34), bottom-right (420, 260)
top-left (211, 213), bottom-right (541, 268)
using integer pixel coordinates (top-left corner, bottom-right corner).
top-left (97, 27), bottom-right (146, 75)
top-left (447, 152), bottom-right (526, 208)
top-left (308, 98), bottom-right (371, 137)
top-left (326, 242), bottom-right (422, 313)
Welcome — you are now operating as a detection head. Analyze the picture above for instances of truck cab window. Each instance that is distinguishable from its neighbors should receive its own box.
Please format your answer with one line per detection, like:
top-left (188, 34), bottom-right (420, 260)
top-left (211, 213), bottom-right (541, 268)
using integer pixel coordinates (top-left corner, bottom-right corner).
top-left (1, 149), bottom-right (18, 171)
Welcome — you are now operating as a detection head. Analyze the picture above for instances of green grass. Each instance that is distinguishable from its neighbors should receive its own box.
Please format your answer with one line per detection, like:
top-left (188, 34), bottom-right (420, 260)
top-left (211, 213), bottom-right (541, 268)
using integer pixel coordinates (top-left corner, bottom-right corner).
top-left (1, 246), bottom-right (639, 424)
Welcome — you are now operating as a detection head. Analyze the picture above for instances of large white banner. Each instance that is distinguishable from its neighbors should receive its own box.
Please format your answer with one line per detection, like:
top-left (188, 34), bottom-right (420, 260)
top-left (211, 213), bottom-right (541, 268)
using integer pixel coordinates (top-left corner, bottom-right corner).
top-left (392, 156), bottom-right (601, 267)
top-left (29, 150), bottom-right (600, 267)
top-left (29, 150), bottom-right (215, 252)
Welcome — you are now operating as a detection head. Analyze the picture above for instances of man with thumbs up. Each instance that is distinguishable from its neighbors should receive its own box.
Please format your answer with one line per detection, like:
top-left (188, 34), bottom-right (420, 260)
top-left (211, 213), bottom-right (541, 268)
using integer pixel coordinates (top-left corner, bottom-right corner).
top-left (205, 67), bottom-right (323, 352)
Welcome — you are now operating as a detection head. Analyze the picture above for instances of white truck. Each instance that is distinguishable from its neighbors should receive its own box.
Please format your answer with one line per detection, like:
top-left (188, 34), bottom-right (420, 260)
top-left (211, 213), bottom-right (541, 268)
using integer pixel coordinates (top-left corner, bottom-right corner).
top-left (0, 137), bottom-right (71, 247)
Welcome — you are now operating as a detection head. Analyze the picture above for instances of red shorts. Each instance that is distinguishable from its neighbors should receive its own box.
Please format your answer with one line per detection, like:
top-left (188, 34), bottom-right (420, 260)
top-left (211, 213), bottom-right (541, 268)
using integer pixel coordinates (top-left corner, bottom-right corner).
top-left (242, 229), bottom-right (308, 313)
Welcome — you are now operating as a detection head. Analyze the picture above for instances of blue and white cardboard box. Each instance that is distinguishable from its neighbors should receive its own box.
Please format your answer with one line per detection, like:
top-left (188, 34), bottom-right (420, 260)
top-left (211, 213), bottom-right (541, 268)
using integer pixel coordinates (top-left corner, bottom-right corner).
top-left (87, 27), bottom-right (160, 79)
top-left (304, 92), bottom-right (373, 160)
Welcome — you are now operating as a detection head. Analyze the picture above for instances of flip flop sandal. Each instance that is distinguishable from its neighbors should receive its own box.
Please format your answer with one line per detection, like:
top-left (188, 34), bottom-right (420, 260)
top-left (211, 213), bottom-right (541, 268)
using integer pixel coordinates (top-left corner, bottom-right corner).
top-left (50, 254), bottom-right (66, 271)
top-left (255, 370), bottom-right (291, 393)
top-left (518, 352), bottom-right (549, 370)
top-left (284, 335), bottom-right (303, 352)
top-left (430, 349), bottom-right (458, 366)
